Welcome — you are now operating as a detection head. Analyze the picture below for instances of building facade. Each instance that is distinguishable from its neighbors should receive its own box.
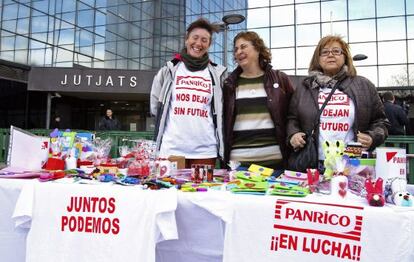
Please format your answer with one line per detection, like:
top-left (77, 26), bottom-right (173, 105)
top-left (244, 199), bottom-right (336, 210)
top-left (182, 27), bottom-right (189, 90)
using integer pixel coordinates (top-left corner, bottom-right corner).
top-left (0, 0), bottom-right (413, 129)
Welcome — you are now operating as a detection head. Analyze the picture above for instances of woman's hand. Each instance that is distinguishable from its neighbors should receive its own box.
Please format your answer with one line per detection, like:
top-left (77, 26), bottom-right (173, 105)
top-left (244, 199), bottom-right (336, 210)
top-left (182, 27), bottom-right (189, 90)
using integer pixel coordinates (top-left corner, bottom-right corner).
top-left (357, 131), bottom-right (373, 149)
top-left (290, 132), bottom-right (307, 150)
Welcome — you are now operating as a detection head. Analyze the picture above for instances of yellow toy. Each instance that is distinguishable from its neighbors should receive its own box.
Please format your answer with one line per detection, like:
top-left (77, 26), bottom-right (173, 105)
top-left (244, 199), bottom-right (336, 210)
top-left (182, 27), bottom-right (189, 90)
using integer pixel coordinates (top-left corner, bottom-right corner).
top-left (322, 140), bottom-right (345, 179)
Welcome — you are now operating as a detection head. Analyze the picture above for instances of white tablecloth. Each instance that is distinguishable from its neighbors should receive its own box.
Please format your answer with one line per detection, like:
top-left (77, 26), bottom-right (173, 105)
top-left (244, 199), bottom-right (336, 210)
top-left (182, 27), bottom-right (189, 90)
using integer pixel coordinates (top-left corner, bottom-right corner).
top-left (1, 179), bottom-right (414, 262)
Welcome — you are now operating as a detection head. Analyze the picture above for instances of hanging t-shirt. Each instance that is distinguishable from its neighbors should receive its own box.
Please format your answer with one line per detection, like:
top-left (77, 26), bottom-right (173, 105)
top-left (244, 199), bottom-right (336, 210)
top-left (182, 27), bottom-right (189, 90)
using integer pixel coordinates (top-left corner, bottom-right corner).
top-left (159, 62), bottom-right (217, 159)
top-left (318, 87), bottom-right (355, 160)
top-left (13, 181), bottom-right (178, 262)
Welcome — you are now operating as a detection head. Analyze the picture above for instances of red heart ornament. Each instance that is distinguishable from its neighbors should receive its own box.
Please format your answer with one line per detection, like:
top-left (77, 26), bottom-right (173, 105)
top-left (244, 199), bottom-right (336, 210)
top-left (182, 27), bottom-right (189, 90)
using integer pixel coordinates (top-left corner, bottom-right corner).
top-left (339, 181), bottom-right (347, 190)
top-left (338, 189), bottom-right (347, 198)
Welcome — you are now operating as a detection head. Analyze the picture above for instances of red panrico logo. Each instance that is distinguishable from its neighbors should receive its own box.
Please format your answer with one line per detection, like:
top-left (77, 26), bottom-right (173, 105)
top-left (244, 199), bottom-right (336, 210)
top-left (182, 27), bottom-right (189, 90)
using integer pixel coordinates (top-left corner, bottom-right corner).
top-left (270, 199), bottom-right (364, 261)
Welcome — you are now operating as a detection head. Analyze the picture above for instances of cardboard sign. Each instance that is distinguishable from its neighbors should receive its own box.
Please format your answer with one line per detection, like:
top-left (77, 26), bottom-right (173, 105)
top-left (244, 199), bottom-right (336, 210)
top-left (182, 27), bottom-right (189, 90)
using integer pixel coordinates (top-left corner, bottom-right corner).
top-left (7, 126), bottom-right (49, 170)
top-left (375, 147), bottom-right (406, 186)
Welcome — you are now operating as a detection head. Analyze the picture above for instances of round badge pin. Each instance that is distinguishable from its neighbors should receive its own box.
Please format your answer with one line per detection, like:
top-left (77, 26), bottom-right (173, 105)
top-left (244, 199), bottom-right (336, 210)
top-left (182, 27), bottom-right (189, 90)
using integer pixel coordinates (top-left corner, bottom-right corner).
top-left (273, 83), bottom-right (279, 88)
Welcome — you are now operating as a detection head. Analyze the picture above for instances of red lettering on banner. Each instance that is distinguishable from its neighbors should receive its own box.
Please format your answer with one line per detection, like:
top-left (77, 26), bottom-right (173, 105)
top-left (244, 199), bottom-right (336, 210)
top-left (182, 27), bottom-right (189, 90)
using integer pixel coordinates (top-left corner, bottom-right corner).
top-left (322, 108), bottom-right (349, 117)
top-left (61, 196), bottom-right (120, 235)
top-left (174, 107), bottom-right (186, 115)
top-left (320, 122), bottom-right (350, 132)
top-left (284, 208), bottom-right (351, 227)
top-left (270, 199), bottom-right (364, 260)
top-left (186, 107), bottom-right (208, 118)
top-left (393, 157), bottom-right (406, 164)
top-left (191, 94), bottom-right (208, 104)
top-left (318, 93), bottom-right (349, 105)
top-left (176, 93), bottom-right (190, 101)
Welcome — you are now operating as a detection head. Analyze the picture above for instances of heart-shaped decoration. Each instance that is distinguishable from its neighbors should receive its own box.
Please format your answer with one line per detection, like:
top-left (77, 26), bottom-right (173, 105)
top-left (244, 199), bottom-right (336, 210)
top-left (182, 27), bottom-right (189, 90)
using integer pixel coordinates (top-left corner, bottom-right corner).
top-left (339, 181), bottom-right (347, 190)
top-left (338, 189), bottom-right (347, 198)
top-left (160, 166), bottom-right (167, 176)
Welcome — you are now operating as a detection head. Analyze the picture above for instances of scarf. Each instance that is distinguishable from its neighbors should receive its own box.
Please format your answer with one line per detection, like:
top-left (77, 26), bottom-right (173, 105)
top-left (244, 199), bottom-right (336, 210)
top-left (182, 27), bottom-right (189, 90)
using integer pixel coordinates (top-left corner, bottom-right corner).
top-left (179, 48), bottom-right (210, 72)
top-left (309, 65), bottom-right (348, 89)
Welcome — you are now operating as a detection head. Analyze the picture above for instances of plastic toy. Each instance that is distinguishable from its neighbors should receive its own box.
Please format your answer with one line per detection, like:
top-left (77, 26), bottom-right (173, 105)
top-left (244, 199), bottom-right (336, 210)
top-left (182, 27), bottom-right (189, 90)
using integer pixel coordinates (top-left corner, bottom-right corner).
top-left (365, 178), bottom-right (385, 207)
top-left (322, 140), bottom-right (345, 179)
top-left (385, 177), bottom-right (413, 207)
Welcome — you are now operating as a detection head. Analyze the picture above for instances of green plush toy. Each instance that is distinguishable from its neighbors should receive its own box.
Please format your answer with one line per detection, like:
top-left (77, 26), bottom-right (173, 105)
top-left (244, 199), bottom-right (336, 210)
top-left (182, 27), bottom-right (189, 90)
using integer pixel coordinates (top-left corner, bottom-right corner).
top-left (323, 140), bottom-right (345, 179)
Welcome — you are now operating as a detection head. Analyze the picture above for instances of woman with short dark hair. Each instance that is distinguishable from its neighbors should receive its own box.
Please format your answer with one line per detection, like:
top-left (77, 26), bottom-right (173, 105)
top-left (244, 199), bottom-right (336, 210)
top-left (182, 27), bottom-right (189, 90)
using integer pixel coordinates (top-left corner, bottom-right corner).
top-left (150, 18), bottom-right (226, 168)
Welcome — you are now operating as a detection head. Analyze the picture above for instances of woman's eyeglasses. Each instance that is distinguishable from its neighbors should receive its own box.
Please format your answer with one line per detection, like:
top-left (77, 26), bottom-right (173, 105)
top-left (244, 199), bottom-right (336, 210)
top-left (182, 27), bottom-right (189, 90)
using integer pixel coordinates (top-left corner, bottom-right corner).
top-left (320, 47), bottom-right (343, 57)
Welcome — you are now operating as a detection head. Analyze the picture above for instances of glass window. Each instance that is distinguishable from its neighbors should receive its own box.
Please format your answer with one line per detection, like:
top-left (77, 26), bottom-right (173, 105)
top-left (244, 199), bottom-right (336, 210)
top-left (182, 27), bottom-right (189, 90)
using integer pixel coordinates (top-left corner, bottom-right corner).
top-left (16, 18), bottom-right (29, 35)
top-left (377, 17), bottom-right (406, 41)
top-left (62, 12), bottom-right (76, 24)
top-left (321, 21), bottom-right (347, 40)
top-left (296, 69), bottom-right (308, 75)
top-left (408, 0), bottom-right (414, 15)
top-left (296, 46), bottom-right (315, 69)
top-left (408, 16), bottom-right (414, 39)
top-left (270, 5), bottom-right (294, 26)
top-left (321, 0), bottom-right (347, 22)
top-left (253, 28), bottom-right (270, 47)
top-left (1, 36), bottom-right (15, 51)
top-left (355, 66), bottom-right (378, 86)
top-left (348, 0), bottom-right (375, 19)
top-left (409, 65), bottom-right (414, 86)
top-left (378, 41), bottom-right (406, 64)
top-left (349, 19), bottom-right (376, 42)
top-left (55, 47), bottom-right (73, 63)
top-left (94, 43), bottom-right (105, 60)
top-left (3, 4), bottom-right (18, 20)
top-left (18, 5), bottom-right (30, 18)
top-left (271, 47), bottom-right (295, 69)
top-left (32, 0), bottom-right (50, 13)
top-left (295, 0), bottom-right (316, 3)
top-left (248, 0), bottom-right (270, 8)
top-left (270, 0), bottom-right (294, 6)
top-left (30, 48), bottom-right (45, 65)
top-left (55, 29), bottom-right (75, 45)
top-left (296, 3), bottom-right (320, 24)
top-left (247, 7), bottom-right (269, 28)
top-left (2, 20), bottom-right (17, 32)
top-left (78, 9), bottom-right (95, 28)
top-left (0, 51), bottom-right (14, 61)
top-left (14, 50), bottom-right (28, 64)
top-left (349, 42), bottom-right (377, 66)
top-left (408, 40), bottom-right (414, 64)
top-left (271, 26), bottom-right (294, 48)
top-left (15, 35), bottom-right (28, 50)
top-left (95, 11), bottom-right (106, 26)
top-left (32, 16), bottom-right (48, 33)
top-left (62, 1), bottom-right (76, 12)
top-left (297, 24), bottom-right (320, 46)
top-left (379, 65), bottom-right (408, 87)
top-left (376, 0), bottom-right (404, 17)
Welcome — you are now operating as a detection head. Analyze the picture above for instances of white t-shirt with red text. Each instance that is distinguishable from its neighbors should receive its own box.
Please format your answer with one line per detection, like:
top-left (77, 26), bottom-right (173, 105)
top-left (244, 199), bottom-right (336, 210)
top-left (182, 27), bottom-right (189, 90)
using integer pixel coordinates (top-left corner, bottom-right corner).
top-left (159, 62), bottom-right (217, 159)
top-left (318, 87), bottom-right (355, 159)
top-left (13, 181), bottom-right (178, 262)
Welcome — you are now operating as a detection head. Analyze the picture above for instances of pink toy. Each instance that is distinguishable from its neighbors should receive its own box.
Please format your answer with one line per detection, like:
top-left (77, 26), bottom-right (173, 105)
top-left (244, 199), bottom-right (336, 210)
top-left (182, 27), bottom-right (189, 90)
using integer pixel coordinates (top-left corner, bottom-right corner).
top-left (365, 178), bottom-right (385, 207)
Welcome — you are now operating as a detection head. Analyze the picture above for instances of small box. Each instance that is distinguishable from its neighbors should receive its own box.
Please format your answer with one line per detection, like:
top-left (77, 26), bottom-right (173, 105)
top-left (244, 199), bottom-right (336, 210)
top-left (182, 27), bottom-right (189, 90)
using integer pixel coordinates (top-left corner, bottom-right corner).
top-left (168, 155), bottom-right (185, 169)
top-left (248, 164), bottom-right (274, 177)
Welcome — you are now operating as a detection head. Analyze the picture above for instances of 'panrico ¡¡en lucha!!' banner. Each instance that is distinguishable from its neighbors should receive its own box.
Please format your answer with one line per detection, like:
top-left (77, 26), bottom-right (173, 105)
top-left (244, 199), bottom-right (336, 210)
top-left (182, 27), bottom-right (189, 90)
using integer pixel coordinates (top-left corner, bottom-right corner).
top-left (270, 199), bottom-right (364, 261)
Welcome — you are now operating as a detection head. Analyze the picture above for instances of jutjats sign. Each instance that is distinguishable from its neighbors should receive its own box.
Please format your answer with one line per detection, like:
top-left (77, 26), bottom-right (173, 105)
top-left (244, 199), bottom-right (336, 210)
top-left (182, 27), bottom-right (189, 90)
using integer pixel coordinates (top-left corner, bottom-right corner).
top-left (28, 67), bottom-right (157, 94)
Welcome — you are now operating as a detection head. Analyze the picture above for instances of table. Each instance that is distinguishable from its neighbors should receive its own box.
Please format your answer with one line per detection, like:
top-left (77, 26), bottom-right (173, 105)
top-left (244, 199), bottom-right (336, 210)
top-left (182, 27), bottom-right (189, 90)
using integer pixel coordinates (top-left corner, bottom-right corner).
top-left (1, 179), bottom-right (414, 262)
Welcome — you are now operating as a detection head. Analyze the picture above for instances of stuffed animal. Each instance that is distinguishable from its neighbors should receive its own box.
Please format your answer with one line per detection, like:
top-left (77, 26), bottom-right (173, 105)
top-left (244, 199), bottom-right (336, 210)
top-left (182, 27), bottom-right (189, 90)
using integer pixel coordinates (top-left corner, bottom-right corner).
top-left (385, 178), bottom-right (413, 207)
top-left (323, 140), bottom-right (345, 179)
top-left (365, 178), bottom-right (385, 207)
